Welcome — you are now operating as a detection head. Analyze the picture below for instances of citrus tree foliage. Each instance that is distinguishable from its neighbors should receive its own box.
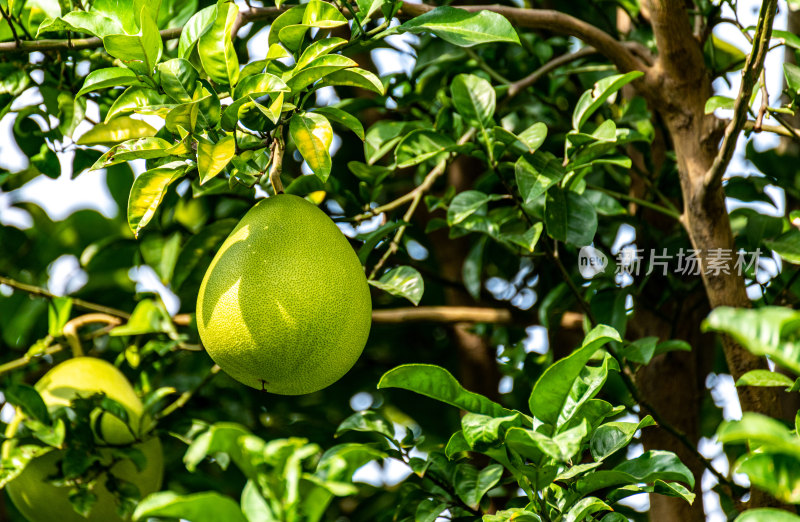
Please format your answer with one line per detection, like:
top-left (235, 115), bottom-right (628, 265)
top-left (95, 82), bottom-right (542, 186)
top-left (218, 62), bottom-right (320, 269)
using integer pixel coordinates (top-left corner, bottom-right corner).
top-left (2, 0), bottom-right (800, 521)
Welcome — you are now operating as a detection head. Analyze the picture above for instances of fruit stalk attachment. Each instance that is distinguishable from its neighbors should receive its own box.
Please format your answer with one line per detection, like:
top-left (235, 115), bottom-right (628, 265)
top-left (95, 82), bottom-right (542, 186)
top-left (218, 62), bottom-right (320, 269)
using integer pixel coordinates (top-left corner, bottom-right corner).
top-left (268, 126), bottom-right (285, 194)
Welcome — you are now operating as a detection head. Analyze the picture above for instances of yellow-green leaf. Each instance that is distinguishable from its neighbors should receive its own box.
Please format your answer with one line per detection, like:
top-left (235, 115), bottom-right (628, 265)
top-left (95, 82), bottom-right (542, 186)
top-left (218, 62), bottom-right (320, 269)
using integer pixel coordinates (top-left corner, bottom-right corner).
top-left (290, 112), bottom-right (333, 182)
top-left (127, 163), bottom-right (186, 237)
top-left (198, 0), bottom-right (240, 86)
top-left (198, 135), bottom-right (236, 184)
top-left (77, 116), bottom-right (158, 146)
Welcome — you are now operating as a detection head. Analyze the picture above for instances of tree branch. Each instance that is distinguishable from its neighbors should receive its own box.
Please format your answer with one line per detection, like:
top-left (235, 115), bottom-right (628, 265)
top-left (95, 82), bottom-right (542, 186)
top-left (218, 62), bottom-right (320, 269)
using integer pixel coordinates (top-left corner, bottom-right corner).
top-left (399, 3), bottom-right (647, 74)
top-left (0, 275), bottom-right (130, 319)
top-left (703, 0), bottom-right (778, 194)
top-left (372, 306), bottom-right (513, 324)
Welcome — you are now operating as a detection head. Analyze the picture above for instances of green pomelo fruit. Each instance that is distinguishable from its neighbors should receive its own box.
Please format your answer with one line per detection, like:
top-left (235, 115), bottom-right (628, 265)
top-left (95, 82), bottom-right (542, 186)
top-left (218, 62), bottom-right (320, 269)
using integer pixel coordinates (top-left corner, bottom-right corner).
top-left (4, 357), bottom-right (163, 522)
top-left (196, 194), bottom-right (372, 395)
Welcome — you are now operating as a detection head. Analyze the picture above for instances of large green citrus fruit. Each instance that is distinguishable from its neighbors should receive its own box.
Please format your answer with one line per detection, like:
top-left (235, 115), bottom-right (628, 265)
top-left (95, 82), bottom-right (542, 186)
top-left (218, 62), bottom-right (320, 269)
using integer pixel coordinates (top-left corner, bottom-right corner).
top-left (196, 194), bottom-right (372, 394)
top-left (4, 357), bottom-right (163, 522)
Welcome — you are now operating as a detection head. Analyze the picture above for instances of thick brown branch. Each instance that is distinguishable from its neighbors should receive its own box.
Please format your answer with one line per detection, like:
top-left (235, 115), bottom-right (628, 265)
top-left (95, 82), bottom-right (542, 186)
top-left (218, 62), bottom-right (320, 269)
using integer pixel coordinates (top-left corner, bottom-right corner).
top-left (399, 3), bottom-right (647, 74)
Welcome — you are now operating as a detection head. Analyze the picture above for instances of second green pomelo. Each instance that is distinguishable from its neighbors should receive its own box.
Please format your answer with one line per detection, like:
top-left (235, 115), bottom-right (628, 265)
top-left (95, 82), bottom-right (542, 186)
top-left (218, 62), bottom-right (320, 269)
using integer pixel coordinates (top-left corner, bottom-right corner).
top-left (4, 357), bottom-right (163, 522)
top-left (196, 194), bottom-right (372, 395)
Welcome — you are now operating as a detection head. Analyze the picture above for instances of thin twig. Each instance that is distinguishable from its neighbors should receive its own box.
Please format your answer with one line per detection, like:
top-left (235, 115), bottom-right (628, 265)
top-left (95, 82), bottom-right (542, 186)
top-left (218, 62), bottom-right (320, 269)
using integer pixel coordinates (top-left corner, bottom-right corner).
top-left (268, 126), bottom-right (285, 194)
top-left (367, 130), bottom-right (475, 279)
top-left (507, 46), bottom-right (599, 99)
top-left (586, 184), bottom-right (681, 220)
top-left (0, 275), bottom-right (131, 319)
top-left (754, 69), bottom-right (769, 131)
top-left (62, 313), bottom-right (123, 357)
top-left (0, 344), bottom-right (64, 377)
top-left (0, 4), bottom-right (21, 46)
top-left (703, 0), bottom-right (778, 196)
top-left (372, 306), bottom-right (512, 323)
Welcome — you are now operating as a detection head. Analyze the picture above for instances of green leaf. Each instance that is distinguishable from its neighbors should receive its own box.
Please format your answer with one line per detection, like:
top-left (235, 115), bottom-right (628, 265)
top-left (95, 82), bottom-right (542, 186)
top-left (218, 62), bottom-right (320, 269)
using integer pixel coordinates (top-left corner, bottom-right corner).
top-left (572, 71), bottom-right (644, 130)
top-left (501, 223), bottom-right (543, 253)
top-left (564, 191), bottom-right (598, 247)
top-left (179, 5), bottom-right (216, 58)
top-left (319, 68), bottom-right (385, 95)
top-left (765, 229), bottom-right (800, 264)
top-left (461, 412), bottom-right (523, 451)
top-left (312, 106), bottom-right (365, 140)
top-left (395, 129), bottom-right (456, 168)
top-left (705, 95), bottom-right (735, 114)
top-left (623, 336), bottom-right (658, 365)
top-left (172, 219), bottom-right (237, 290)
top-left (290, 112), bottom-right (333, 182)
top-left (47, 296), bottom-right (72, 336)
top-left (378, 364), bottom-right (518, 418)
top-left (448, 190), bottom-right (494, 226)
top-left (184, 423), bottom-right (264, 478)
top-left (544, 186), bottom-right (567, 242)
top-left (268, 5), bottom-right (306, 47)
top-left (505, 420), bottom-right (590, 462)
top-left (737, 370), bottom-right (795, 388)
top-left (786, 63), bottom-right (800, 95)
top-left (564, 497), bottom-right (611, 522)
top-left (91, 137), bottom-right (174, 171)
top-left (158, 59), bottom-right (199, 103)
top-left (483, 509), bottom-right (542, 522)
top-left (577, 450), bottom-right (695, 495)
top-left (6, 384), bottom-right (50, 424)
top-left (126, 163), bottom-right (186, 237)
top-left (103, 9), bottom-right (163, 76)
top-left (110, 299), bottom-right (173, 336)
top-left (397, 7), bottom-right (520, 48)
top-left (287, 54), bottom-right (357, 93)
top-left (369, 266), bottom-right (424, 305)
top-left (233, 73), bottom-right (290, 100)
top-left (296, 37), bottom-right (348, 69)
top-left (451, 74), bottom-right (495, 127)
top-left (529, 324), bottom-right (621, 427)
top-left (515, 153), bottom-right (563, 204)
top-left (303, 0), bottom-right (348, 28)
top-left (198, 135), bottom-right (235, 184)
top-left (198, 0), bottom-right (240, 86)
top-left (240, 480), bottom-right (275, 522)
top-left (38, 11), bottom-right (123, 38)
top-left (590, 416), bottom-right (655, 461)
top-left (736, 452), bottom-right (800, 503)
top-left (718, 412), bottom-right (800, 457)
top-left (454, 463), bottom-right (504, 509)
top-left (703, 306), bottom-right (800, 375)
top-left (77, 68), bottom-right (148, 97)
top-left (133, 491), bottom-right (247, 522)
top-left (77, 116), bottom-right (158, 146)
top-left (335, 410), bottom-right (396, 441)
top-left (105, 87), bottom-right (172, 122)
top-left (736, 509), bottom-right (800, 522)
top-left (463, 236), bottom-right (486, 299)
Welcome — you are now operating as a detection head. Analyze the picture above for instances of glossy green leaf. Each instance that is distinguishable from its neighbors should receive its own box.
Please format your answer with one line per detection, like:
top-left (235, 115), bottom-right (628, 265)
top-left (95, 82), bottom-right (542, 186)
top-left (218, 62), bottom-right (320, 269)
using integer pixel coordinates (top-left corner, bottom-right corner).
top-left (233, 73), bottom-right (290, 100)
top-left (77, 116), bottom-right (158, 146)
top-left (290, 112), bottom-right (333, 181)
top-left (718, 412), bottom-right (800, 457)
top-left (110, 299), bottom-right (173, 336)
top-left (703, 306), bottom-right (800, 375)
top-left (378, 364), bottom-right (517, 418)
top-left (704, 95), bottom-right (735, 114)
top-left (577, 450), bottom-right (695, 495)
top-left (105, 87), bottom-right (171, 122)
top-left (572, 71), bottom-right (644, 130)
top-left (454, 463), bottom-right (503, 509)
top-left (91, 137), bottom-right (174, 171)
top-left (268, 5), bottom-right (306, 47)
top-left (736, 452), bottom-right (800, 503)
top-left (501, 223), bottom-right (543, 253)
top-left (172, 218), bottom-right (237, 289)
top-left (198, 135), bottom-right (235, 184)
top-left (6, 384), bottom-right (50, 424)
top-left (47, 296), bottom-right (72, 337)
top-left (38, 11), bottom-right (123, 38)
top-left (158, 59), bottom-right (199, 103)
top-left (564, 497), bottom-right (611, 522)
top-left (287, 54), bottom-right (357, 92)
top-left (395, 129), bottom-right (456, 168)
top-left (737, 370), bottom-right (795, 388)
top-left (103, 10), bottom-right (163, 76)
top-left (515, 153), bottom-right (563, 204)
top-left (198, 0), bottom-right (240, 86)
top-left (369, 266), bottom-right (424, 305)
top-left (295, 38), bottom-right (348, 70)
top-left (529, 324), bottom-right (621, 427)
top-left (397, 7), bottom-right (520, 48)
top-left (590, 416), bottom-right (655, 461)
top-left (336, 410), bottom-right (395, 441)
top-left (133, 491), bottom-right (247, 522)
top-left (463, 236), bottom-right (485, 300)
top-left (77, 68), bottom-right (148, 97)
top-left (302, 0), bottom-right (348, 28)
top-left (127, 163), bottom-right (186, 237)
top-left (451, 73), bottom-right (495, 127)
top-left (319, 68), bottom-right (385, 95)
top-left (312, 106), bottom-right (365, 140)
top-left (178, 5), bottom-right (216, 57)
top-left (461, 412), bottom-right (523, 451)
top-left (623, 336), bottom-right (658, 365)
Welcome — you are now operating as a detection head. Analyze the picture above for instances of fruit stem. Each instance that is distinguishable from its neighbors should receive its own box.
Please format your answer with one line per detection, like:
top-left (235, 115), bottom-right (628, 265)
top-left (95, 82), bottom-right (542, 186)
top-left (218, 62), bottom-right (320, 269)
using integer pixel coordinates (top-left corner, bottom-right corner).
top-left (62, 314), bottom-right (123, 358)
top-left (268, 126), bottom-right (285, 194)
